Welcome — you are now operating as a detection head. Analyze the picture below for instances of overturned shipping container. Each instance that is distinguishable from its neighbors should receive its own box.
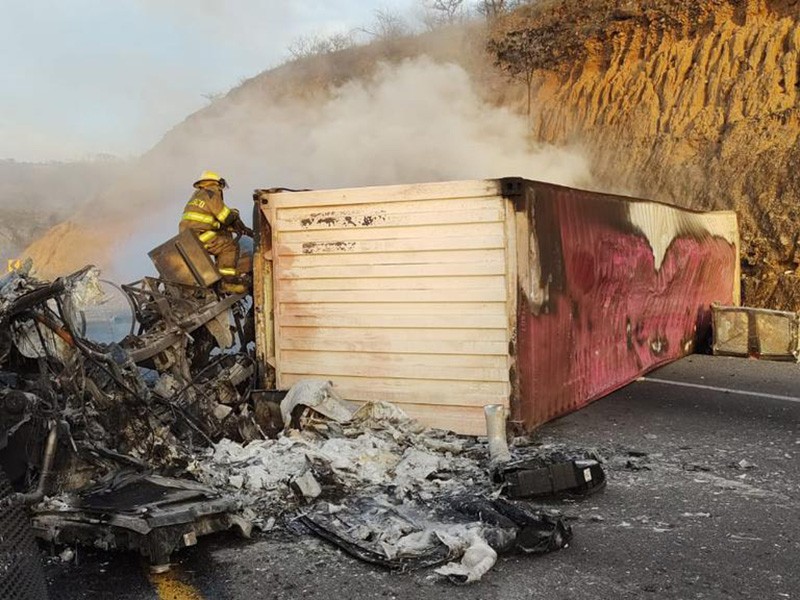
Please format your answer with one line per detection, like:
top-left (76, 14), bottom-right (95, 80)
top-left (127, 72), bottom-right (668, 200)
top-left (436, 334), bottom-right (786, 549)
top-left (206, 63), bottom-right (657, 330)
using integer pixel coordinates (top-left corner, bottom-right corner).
top-left (253, 179), bottom-right (739, 435)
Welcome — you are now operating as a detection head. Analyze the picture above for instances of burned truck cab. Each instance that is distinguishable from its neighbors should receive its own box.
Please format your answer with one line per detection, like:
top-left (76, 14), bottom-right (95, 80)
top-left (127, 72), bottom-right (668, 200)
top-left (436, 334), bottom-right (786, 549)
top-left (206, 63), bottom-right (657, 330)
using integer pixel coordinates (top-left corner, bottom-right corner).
top-left (0, 255), bottom-right (259, 576)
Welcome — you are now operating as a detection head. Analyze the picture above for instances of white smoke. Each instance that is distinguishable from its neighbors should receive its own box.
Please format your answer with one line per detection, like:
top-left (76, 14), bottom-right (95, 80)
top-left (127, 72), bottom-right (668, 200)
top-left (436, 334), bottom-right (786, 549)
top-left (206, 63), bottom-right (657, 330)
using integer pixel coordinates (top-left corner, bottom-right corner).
top-left (162, 56), bottom-right (591, 192)
top-left (35, 56), bottom-right (593, 278)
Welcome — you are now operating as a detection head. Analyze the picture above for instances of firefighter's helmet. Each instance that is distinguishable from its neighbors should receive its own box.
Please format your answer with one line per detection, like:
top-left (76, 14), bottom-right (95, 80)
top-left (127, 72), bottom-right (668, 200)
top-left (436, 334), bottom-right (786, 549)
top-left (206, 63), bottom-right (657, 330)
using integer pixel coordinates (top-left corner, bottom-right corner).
top-left (193, 170), bottom-right (228, 189)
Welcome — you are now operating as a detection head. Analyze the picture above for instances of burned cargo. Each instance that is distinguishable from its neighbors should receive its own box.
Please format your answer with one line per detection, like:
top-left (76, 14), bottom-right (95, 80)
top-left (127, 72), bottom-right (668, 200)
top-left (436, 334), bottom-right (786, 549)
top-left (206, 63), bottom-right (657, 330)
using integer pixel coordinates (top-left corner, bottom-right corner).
top-left (253, 178), bottom-right (740, 434)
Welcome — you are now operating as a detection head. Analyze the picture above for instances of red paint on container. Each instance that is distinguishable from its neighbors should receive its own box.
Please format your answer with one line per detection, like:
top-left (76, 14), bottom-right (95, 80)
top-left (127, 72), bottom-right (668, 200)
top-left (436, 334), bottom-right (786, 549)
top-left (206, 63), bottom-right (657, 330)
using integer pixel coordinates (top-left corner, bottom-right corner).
top-left (512, 183), bottom-right (738, 430)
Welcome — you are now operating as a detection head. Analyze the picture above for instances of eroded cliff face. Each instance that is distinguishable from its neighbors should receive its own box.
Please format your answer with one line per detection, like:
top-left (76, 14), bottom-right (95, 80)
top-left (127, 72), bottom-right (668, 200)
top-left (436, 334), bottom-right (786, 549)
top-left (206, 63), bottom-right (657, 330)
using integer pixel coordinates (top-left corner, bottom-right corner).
top-left (515, 0), bottom-right (800, 310)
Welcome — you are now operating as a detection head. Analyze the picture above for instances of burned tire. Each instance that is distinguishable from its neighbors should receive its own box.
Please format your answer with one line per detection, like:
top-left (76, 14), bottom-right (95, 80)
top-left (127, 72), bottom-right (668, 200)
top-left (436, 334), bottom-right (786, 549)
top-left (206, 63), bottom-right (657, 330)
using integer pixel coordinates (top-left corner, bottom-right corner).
top-left (0, 467), bottom-right (48, 600)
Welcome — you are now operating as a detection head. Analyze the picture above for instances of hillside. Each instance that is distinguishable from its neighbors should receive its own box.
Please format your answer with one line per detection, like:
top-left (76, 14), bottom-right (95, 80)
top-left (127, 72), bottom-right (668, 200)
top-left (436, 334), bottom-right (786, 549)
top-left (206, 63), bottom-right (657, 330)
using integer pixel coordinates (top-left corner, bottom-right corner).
top-left (21, 25), bottom-right (590, 280)
top-left (0, 159), bottom-right (126, 266)
top-left (498, 0), bottom-right (800, 309)
top-left (20, 0), bottom-right (800, 312)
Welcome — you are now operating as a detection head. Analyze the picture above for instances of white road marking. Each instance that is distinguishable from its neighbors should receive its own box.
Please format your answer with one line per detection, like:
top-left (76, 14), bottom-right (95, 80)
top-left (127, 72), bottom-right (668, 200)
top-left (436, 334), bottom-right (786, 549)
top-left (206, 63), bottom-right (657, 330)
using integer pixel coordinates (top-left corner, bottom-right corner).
top-left (638, 377), bottom-right (800, 404)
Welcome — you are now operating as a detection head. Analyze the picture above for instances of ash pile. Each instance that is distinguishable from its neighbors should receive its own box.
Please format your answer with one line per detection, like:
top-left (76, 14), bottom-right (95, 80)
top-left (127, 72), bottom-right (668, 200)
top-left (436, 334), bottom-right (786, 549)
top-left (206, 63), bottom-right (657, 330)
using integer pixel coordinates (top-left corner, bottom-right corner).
top-left (0, 263), bottom-right (605, 582)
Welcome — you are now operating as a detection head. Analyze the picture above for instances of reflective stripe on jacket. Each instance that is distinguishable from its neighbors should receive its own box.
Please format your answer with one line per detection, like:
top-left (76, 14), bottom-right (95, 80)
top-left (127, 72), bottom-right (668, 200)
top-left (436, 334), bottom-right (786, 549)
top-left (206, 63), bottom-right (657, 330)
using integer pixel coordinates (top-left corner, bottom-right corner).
top-left (181, 186), bottom-right (232, 231)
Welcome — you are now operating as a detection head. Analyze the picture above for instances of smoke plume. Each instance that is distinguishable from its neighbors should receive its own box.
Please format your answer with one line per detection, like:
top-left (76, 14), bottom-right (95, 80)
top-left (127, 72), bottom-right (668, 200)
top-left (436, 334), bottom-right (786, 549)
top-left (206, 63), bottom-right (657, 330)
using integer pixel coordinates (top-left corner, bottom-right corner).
top-left (28, 56), bottom-right (592, 279)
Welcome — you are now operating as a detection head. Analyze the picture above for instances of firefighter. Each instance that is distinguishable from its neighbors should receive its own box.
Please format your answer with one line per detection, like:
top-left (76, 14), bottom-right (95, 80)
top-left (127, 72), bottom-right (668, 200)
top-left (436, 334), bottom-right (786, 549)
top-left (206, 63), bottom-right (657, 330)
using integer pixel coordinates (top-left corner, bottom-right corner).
top-left (179, 171), bottom-right (252, 294)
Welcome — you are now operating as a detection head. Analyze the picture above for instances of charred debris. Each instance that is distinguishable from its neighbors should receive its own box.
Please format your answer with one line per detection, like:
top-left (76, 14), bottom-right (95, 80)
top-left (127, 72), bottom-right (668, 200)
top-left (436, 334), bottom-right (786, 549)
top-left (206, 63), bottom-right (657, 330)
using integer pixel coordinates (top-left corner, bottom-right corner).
top-left (0, 262), bottom-right (605, 581)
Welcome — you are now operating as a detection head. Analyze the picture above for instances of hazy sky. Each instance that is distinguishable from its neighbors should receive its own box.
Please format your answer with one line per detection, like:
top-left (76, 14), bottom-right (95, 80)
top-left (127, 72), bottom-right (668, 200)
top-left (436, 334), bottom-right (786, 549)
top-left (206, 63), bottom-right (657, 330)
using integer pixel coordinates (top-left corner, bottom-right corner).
top-left (0, 0), bottom-right (416, 162)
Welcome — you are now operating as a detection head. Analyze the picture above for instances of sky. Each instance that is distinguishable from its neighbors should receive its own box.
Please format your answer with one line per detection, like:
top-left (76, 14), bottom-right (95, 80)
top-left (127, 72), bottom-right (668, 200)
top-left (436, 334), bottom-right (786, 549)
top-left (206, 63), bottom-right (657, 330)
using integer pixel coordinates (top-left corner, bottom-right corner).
top-left (0, 0), bottom-right (417, 163)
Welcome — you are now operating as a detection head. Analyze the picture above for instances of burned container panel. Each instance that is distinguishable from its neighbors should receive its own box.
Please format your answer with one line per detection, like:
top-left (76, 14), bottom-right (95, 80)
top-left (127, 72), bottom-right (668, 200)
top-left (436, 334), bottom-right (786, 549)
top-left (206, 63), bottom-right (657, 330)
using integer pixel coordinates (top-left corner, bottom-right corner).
top-left (259, 181), bottom-right (516, 435)
top-left (256, 178), bottom-right (740, 435)
top-left (514, 182), bottom-right (740, 429)
top-left (712, 305), bottom-right (800, 361)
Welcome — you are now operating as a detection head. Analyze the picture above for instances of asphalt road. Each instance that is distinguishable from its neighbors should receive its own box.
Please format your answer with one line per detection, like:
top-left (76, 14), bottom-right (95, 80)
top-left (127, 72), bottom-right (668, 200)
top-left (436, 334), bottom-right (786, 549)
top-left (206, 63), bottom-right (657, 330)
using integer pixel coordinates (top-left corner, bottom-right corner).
top-left (43, 355), bottom-right (800, 600)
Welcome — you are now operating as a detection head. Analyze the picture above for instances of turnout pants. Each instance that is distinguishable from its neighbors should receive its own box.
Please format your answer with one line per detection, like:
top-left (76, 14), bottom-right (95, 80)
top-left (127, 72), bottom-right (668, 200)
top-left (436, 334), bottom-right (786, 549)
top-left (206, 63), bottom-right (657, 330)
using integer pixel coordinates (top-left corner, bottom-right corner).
top-left (204, 232), bottom-right (248, 279)
top-left (180, 225), bottom-right (252, 280)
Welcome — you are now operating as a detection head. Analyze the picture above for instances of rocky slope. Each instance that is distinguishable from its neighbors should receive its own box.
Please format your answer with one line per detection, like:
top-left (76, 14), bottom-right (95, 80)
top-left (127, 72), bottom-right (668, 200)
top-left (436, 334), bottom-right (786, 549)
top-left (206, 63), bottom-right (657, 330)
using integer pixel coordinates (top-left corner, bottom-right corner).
top-left (0, 209), bottom-right (59, 267)
top-left (0, 160), bottom-right (125, 268)
top-left (498, 0), bottom-right (800, 309)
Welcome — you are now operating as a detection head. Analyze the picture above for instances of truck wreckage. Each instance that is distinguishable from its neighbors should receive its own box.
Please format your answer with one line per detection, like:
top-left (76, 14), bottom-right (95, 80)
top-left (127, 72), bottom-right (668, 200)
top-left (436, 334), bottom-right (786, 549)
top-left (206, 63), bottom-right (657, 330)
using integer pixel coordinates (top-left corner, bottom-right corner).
top-left (0, 262), bottom-right (260, 574)
top-left (1, 178), bottom-right (744, 595)
top-left (0, 257), bottom-right (601, 594)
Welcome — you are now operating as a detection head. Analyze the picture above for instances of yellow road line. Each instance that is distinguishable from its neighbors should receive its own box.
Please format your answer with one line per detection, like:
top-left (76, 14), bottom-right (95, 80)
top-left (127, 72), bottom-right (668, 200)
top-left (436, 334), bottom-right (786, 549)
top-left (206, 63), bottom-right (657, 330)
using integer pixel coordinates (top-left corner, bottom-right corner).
top-left (147, 567), bottom-right (205, 600)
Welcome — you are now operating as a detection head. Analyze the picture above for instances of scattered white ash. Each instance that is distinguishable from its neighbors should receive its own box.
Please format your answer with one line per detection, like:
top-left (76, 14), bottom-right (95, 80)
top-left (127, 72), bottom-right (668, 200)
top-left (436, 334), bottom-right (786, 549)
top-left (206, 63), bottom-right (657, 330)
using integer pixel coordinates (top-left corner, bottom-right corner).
top-left (188, 401), bottom-right (487, 524)
top-left (188, 400), bottom-right (509, 582)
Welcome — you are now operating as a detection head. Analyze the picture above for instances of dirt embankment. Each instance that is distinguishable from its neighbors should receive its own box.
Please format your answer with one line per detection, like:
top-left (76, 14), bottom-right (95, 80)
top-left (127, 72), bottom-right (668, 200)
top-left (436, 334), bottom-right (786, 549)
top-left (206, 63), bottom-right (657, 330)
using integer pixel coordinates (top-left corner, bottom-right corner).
top-left (0, 210), bottom-right (60, 266)
top-left (0, 159), bottom-right (126, 274)
top-left (496, 0), bottom-right (800, 310)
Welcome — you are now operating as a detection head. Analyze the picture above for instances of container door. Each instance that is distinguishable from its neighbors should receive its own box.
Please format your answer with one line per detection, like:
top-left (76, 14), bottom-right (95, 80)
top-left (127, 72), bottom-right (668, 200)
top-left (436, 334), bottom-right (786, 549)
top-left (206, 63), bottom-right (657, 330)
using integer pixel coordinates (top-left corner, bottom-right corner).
top-left (260, 181), bottom-right (516, 435)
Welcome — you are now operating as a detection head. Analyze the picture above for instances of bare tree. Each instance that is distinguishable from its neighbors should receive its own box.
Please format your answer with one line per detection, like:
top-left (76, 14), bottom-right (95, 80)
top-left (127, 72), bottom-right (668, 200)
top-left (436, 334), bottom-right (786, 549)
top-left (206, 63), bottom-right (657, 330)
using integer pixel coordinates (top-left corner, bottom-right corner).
top-left (422, 0), bottom-right (466, 29)
top-left (488, 28), bottom-right (541, 119)
top-left (360, 8), bottom-right (411, 40)
top-left (201, 90), bottom-right (224, 103)
top-left (325, 32), bottom-right (356, 52)
top-left (477, 0), bottom-right (517, 19)
top-left (288, 31), bottom-right (355, 60)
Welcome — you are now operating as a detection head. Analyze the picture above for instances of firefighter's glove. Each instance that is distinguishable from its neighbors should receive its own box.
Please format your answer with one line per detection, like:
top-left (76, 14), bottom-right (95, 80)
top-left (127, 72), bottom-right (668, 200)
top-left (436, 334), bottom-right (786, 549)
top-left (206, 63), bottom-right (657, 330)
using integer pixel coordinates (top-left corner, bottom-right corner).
top-left (232, 211), bottom-right (254, 237)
